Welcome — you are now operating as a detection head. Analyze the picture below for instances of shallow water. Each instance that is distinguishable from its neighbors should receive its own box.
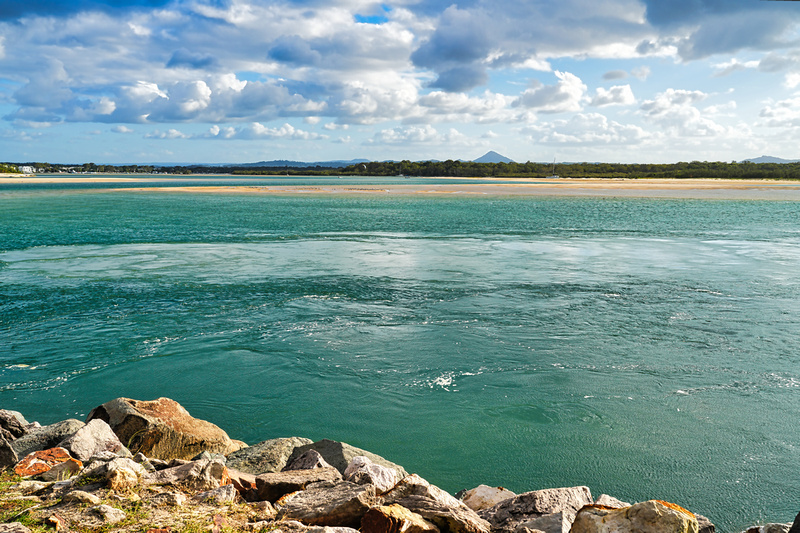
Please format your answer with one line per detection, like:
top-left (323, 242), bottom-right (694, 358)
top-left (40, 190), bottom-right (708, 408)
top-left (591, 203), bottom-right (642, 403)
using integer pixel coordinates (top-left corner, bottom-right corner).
top-left (1, 191), bottom-right (799, 531)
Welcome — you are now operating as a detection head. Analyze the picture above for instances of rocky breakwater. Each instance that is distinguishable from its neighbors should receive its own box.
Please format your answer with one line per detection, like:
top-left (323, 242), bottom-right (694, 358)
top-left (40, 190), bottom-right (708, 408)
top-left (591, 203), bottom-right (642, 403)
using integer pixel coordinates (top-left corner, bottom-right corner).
top-left (0, 397), bottom-right (794, 533)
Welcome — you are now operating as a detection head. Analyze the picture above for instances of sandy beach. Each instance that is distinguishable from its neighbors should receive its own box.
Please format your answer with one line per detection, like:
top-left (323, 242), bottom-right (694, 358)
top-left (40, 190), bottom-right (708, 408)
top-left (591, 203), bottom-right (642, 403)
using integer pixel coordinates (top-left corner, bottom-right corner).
top-left (2, 175), bottom-right (800, 199)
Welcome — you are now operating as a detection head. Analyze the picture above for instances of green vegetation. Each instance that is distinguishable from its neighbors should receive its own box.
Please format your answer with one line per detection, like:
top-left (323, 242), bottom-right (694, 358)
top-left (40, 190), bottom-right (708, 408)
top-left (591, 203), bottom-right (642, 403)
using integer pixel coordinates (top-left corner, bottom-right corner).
top-left (0, 163), bottom-right (21, 174)
top-left (7, 159), bottom-right (800, 180)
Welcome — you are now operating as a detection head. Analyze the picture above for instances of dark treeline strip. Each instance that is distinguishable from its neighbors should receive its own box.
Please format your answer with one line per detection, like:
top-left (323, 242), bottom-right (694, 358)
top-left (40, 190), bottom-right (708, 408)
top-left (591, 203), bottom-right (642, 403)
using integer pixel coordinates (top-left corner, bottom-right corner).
top-left (12, 160), bottom-right (800, 180)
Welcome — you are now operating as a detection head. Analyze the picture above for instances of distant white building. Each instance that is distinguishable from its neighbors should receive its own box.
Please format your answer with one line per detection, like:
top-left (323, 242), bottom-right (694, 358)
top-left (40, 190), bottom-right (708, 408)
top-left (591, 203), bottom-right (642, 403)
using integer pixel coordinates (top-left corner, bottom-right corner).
top-left (20, 166), bottom-right (35, 174)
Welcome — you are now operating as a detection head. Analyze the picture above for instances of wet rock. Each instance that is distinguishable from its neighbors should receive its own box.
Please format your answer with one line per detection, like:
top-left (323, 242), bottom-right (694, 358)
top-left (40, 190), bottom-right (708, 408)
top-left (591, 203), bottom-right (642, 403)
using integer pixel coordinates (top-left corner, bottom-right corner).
top-left (14, 447), bottom-right (82, 479)
top-left (63, 490), bottom-right (102, 505)
top-left (58, 419), bottom-right (128, 462)
top-left (288, 439), bottom-right (407, 479)
top-left (276, 481), bottom-right (381, 528)
top-left (479, 486), bottom-right (592, 533)
top-left (253, 466), bottom-right (343, 503)
top-left (458, 485), bottom-right (516, 512)
top-left (11, 419), bottom-right (85, 459)
top-left (570, 500), bottom-right (698, 533)
top-left (344, 456), bottom-right (400, 494)
top-left (86, 397), bottom-right (245, 460)
top-left (284, 449), bottom-right (334, 471)
top-left (90, 504), bottom-right (127, 524)
top-left (383, 474), bottom-right (490, 533)
top-left (226, 437), bottom-right (313, 475)
top-left (361, 504), bottom-right (441, 533)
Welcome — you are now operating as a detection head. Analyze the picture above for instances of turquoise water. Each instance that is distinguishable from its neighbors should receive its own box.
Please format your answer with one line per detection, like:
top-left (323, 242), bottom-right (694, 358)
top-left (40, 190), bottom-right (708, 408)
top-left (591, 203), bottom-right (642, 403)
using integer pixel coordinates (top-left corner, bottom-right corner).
top-left (1, 190), bottom-right (800, 531)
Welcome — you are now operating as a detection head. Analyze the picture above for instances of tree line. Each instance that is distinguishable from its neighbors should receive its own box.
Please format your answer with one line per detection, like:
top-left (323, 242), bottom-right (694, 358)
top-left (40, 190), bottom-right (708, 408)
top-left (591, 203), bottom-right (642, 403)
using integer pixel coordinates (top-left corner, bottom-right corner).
top-left (7, 160), bottom-right (800, 180)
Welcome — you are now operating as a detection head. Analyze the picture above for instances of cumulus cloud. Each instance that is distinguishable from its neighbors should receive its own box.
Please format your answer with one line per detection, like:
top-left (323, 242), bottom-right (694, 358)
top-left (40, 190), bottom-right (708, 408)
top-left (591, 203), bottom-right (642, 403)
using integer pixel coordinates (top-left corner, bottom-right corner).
top-left (524, 112), bottom-right (648, 145)
top-left (201, 122), bottom-right (328, 140)
top-left (603, 70), bottom-right (628, 80)
top-left (759, 96), bottom-right (800, 128)
top-left (145, 128), bottom-right (188, 139)
top-left (112, 125), bottom-right (134, 133)
top-left (167, 49), bottom-right (218, 70)
top-left (513, 71), bottom-right (587, 113)
top-left (590, 85), bottom-right (635, 107)
top-left (712, 59), bottom-right (759, 77)
top-left (640, 88), bottom-right (727, 136)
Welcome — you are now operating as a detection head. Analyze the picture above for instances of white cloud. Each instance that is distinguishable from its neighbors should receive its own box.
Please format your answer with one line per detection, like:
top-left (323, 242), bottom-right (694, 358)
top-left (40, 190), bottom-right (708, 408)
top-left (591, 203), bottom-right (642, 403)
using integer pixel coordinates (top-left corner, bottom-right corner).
top-left (524, 112), bottom-right (647, 145)
top-left (640, 89), bottom-right (727, 137)
top-left (145, 128), bottom-right (188, 139)
top-left (201, 122), bottom-right (328, 140)
top-left (712, 59), bottom-right (759, 77)
top-left (112, 125), bottom-right (134, 134)
top-left (590, 85), bottom-right (635, 107)
top-left (759, 96), bottom-right (800, 128)
top-left (513, 71), bottom-right (587, 113)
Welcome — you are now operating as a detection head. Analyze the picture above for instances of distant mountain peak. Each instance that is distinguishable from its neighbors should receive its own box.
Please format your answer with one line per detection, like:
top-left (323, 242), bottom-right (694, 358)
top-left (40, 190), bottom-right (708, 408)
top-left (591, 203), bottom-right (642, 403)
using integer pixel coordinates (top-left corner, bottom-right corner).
top-left (474, 151), bottom-right (515, 164)
top-left (743, 155), bottom-right (800, 164)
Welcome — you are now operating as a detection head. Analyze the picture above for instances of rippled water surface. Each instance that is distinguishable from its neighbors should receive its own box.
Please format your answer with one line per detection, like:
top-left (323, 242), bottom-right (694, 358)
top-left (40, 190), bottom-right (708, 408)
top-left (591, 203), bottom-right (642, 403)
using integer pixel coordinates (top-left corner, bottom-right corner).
top-left (1, 191), bottom-right (799, 531)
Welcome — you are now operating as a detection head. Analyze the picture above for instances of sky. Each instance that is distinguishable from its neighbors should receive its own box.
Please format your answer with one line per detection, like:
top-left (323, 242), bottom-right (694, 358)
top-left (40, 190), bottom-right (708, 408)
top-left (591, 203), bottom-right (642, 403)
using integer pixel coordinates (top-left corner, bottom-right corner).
top-left (1, 0), bottom-right (800, 164)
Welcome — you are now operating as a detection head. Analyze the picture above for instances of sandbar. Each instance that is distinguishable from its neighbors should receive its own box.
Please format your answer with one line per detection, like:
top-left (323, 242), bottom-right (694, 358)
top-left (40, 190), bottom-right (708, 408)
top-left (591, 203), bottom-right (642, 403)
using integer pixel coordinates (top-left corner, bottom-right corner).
top-left (2, 176), bottom-right (800, 200)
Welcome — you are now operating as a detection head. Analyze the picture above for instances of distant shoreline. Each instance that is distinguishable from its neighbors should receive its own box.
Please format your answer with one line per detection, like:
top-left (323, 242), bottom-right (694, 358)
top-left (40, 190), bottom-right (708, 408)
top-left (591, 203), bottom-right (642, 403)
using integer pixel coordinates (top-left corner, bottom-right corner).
top-left (3, 175), bottom-right (800, 200)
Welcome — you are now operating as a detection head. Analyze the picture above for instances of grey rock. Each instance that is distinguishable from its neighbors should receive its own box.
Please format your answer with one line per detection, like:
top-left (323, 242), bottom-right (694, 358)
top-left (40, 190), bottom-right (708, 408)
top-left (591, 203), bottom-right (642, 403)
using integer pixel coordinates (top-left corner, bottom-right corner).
top-left (254, 466), bottom-right (343, 503)
top-left (90, 504), bottom-right (126, 524)
top-left (288, 439), bottom-right (407, 479)
top-left (747, 525), bottom-right (791, 533)
top-left (383, 474), bottom-right (490, 533)
top-left (105, 458), bottom-right (147, 491)
top-left (58, 419), bottom-right (127, 462)
top-left (11, 419), bottom-right (85, 459)
top-left (479, 486), bottom-right (592, 532)
top-left (0, 410), bottom-right (29, 440)
top-left (0, 524), bottom-right (32, 533)
top-left (594, 494), bottom-right (631, 509)
top-left (571, 500), bottom-right (698, 533)
top-left (307, 527), bottom-right (362, 533)
top-left (276, 481), bottom-right (381, 528)
top-left (458, 485), bottom-right (516, 512)
top-left (196, 484), bottom-right (241, 504)
top-left (361, 504), bottom-right (441, 533)
top-left (284, 449), bottom-right (333, 471)
top-left (344, 456), bottom-right (399, 494)
top-left (192, 450), bottom-right (227, 464)
top-left (63, 490), bottom-right (102, 505)
top-left (40, 459), bottom-right (82, 482)
top-left (226, 437), bottom-right (313, 475)
top-left (515, 512), bottom-right (568, 533)
top-left (145, 457), bottom-right (228, 491)
top-left (149, 491), bottom-right (187, 507)
top-left (696, 513), bottom-right (715, 533)
top-left (0, 435), bottom-right (18, 469)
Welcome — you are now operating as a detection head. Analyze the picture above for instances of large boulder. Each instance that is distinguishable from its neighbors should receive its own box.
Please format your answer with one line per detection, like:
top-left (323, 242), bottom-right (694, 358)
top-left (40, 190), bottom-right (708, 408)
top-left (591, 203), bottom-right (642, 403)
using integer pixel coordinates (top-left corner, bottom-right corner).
top-left (288, 439), bottom-right (407, 479)
top-left (571, 500), bottom-right (698, 533)
top-left (459, 485), bottom-right (516, 512)
top-left (226, 437), bottom-right (313, 475)
top-left (0, 436), bottom-right (18, 469)
top-left (362, 504), bottom-right (441, 533)
top-left (479, 486), bottom-right (592, 533)
top-left (383, 474), bottom-right (491, 533)
top-left (276, 481), bottom-right (382, 528)
top-left (253, 466), bottom-right (343, 503)
top-left (86, 397), bottom-right (245, 460)
top-left (344, 456), bottom-right (400, 494)
top-left (284, 449), bottom-right (334, 471)
top-left (57, 419), bottom-right (128, 462)
top-left (11, 419), bottom-right (85, 459)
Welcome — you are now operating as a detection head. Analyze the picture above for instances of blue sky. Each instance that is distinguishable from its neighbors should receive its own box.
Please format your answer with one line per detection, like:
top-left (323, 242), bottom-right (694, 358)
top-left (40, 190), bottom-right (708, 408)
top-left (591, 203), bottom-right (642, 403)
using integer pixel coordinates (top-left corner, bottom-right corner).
top-left (1, 0), bottom-right (800, 164)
